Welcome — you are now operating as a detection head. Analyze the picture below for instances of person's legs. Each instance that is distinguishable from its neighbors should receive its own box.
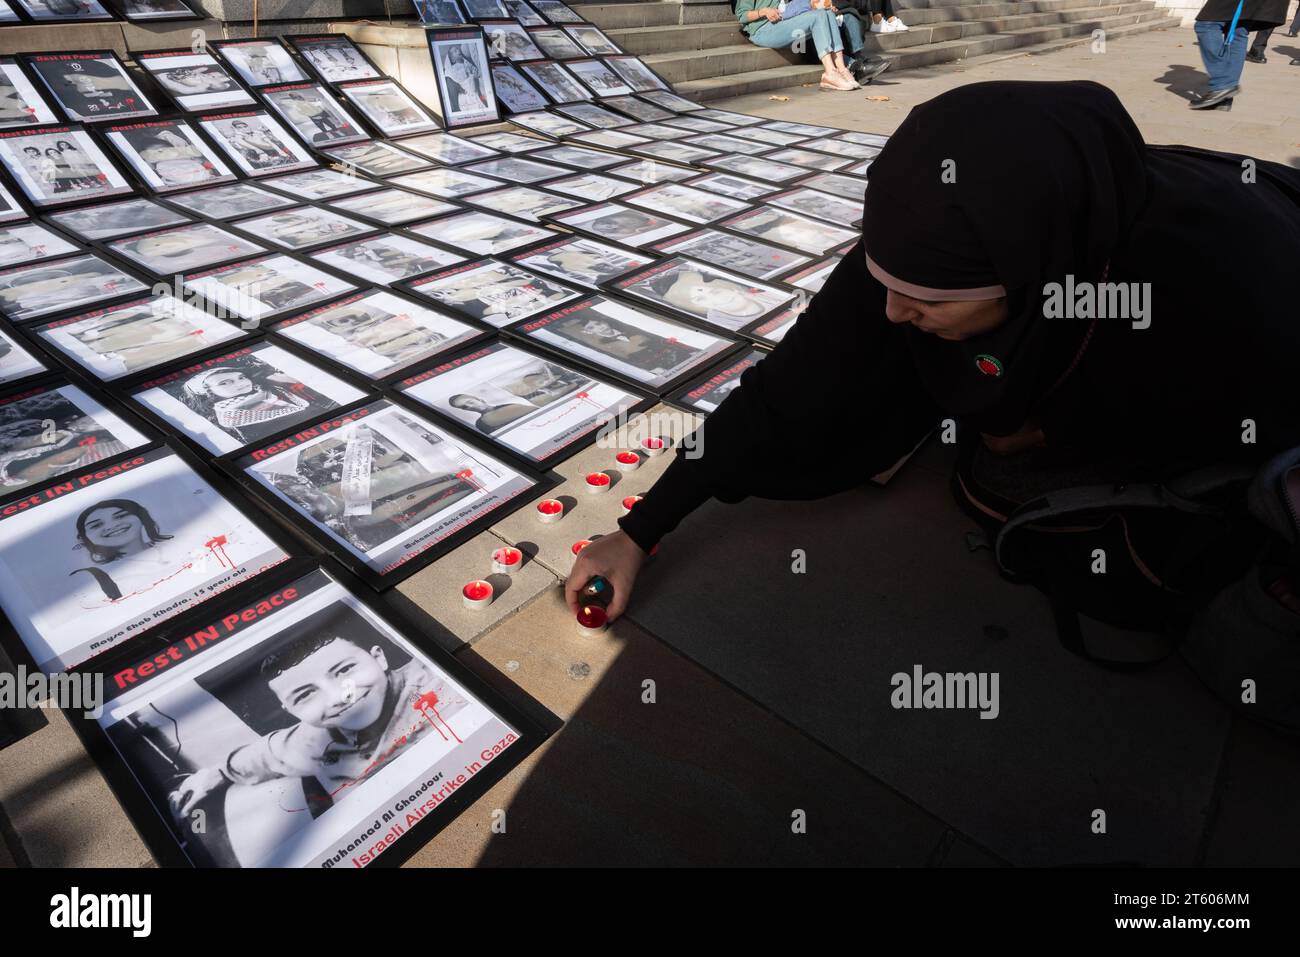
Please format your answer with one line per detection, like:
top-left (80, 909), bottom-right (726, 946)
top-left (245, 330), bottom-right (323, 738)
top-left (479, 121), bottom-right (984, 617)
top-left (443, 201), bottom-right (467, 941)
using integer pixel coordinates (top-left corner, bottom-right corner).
top-left (1290, 3), bottom-right (1300, 34)
top-left (749, 13), bottom-right (853, 88)
top-left (840, 9), bottom-right (867, 56)
top-left (1247, 27), bottom-right (1272, 61)
top-left (1193, 20), bottom-right (1247, 91)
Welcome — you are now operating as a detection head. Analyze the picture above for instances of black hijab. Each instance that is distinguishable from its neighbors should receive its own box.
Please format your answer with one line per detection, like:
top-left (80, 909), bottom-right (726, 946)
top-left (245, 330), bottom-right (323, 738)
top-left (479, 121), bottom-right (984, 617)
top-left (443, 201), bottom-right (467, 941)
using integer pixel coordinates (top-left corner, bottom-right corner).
top-left (861, 80), bottom-right (1150, 436)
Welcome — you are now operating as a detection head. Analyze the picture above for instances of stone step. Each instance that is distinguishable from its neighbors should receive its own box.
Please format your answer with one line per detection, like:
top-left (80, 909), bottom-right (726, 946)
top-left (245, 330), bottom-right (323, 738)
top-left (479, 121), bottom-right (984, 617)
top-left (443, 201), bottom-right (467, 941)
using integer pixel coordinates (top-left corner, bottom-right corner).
top-left (675, 9), bottom-right (1176, 99)
top-left (571, 1), bottom-right (733, 28)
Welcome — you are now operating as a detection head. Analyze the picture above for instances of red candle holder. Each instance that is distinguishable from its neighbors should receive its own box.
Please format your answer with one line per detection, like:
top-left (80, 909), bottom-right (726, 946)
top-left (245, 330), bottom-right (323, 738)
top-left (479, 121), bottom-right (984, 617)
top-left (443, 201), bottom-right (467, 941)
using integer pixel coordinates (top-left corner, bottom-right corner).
top-left (621, 494), bottom-right (643, 515)
top-left (640, 436), bottom-right (666, 457)
top-left (491, 546), bottom-right (523, 575)
top-left (536, 498), bottom-right (564, 524)
top-left (571, 539), bottom-right (592, 556)
top-left (584, 471), bottom-right (612, 494)
top-left (615, 450), bottom-right (641, 472)
top-left (462, 579), bottom-right (493, 610)
top-left (576, 604), bottom-right (608, 636)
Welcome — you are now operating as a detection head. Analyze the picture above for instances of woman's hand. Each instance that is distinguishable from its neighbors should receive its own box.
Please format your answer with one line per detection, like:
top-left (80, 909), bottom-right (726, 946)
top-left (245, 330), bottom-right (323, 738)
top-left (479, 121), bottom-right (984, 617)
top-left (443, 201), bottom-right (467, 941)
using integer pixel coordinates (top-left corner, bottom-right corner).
top-left (564, 530), bottom-right (647, 622)
top-left (758, 7), bottom-right (782, 21)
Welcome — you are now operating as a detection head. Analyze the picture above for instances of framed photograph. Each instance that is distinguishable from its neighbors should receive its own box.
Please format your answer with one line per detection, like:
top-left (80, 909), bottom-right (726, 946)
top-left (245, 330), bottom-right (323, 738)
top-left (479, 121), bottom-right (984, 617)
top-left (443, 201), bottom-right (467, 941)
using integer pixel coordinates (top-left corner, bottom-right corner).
top-left (0, 380), bottom-right (151, 496)
top-left (531, 0), bottom-right (584, 24)
top-left (566, 59), bottom-right (633, 97)
top-left (546, 171), bottom-right (638, 202)
top-left (504, 0), bottom-right (545, 24)
top-left (779, 255), bottom-right (838, 294)
top-left (415, 0), bottom-right (466, 23)
top-left (662, 114), bottom-right (731, 134)
top-left (326, 187), bottom-right (459, 227)
top-left (836, 129), bottom-right (889, 148)
top-left (652, 226), bottom-right (809, 281)
top-left (407, 209), bottom-right (556, 256)
top-left (797, 170), bottom-right (868, 201)
top-left (764, 119), bottom-right (837, 136)
top-left (691, 107), bottom-right (764, 126)
top-left (48, 197), bottom-right (189, 241)
top-left (526, 27), bottom-right (585, 61)
top-left (462, 155), bottom-right (566, 184)
top-left (0, 219), bottom-right (80, 266)
top-left (621, 181), bottom-right (750, 225)
top-left (321, 140), bottom-right (431, 177)
top-left (480, 20), bottom-right (545, 62)
top-left (764, 146), bottom-right (853, 172)
top-left (0, 446), bottom-right (288, 673)
top-left (665, 346), bottom-right (766, 415)
top-left (803, 137), bottom-right (877, 160)
top-left (602, 255), bottom-right (796, 335)
top-left (638, 89), bottom-right (703, 112)
top-left (568, 128), bottom-right (649, 150)
top-left (489, 62), bottom-right (550, 115)
top-left (428, 28), bottom-right (501, 129)
top-left (313, 233), bottom-right (464, 287)
top-left (465, 185), bottom-right (580, 223)
top-left (0, 126), bottom-right (134, 208)
top-left (286, 35), bottom-right (384, 86)
top-left (0, 180), bottom-right (26, 223)
top-left (601, 95), bottom-right (673, 123)
top-left (0, 57), bottom-right (59, 129)
top-left (728, 126), bottom-right (806, 147)
top-left (24, 52), bottom-right (156, 124)
top-left (81, 565), bottom-right (547, 868)
top-left (398, 340), bottom-right (648, 465)
top-left (506, 110), bottom-right (588, 138)
top-left (182, 253), bottom-right (357, 327)
top-left (685, 170), bottom-right (779, 201)
top-left (0, 1), bottom-right (17, 20)
top-left (718, 205), bottom-right (857, 255)
top-left (271, 288), bottom-right (488, 381)
top-left (622, 121), bottom-right (693, 141)
top-left (460, 0), bottom-right (508, 17)
top-left (389, 167), bottom-right (503, 200)
top-left (529, 144), bottom-right (624, 170)
top-left (0, 253), bottom-right (147, 323)
top-left (841, 160), bottom-right (872, 177)
top-left (464, 130), bottom-right (546, 153)
top-left (135, 49), bottom-right (256, 114)
top-left (604, 56), bottom-right (669, 93)
top-left (260, 82), bottom-right (371, 147)
top-left (130, 341), bottom-right (367, 454)
top-left (701, 152), bottom-right (808, 183)
top-left (32, 293), bottom-right (245, 380)
top-left (197, 110), bottom-right (319, 178)
top-left (546, 201), bottom-right (691, 248)
top-left (627, 139), bottom-right (719, 166)
top-left (766, 185), bottom-right (862, 225)
top-left (518, 61), bottom-right (589, 105)
top-left (11, 0), bottom-right (113, 22)
top-left (236, 398), bottom-right (544, 582)
top-left (395, 130), bottom-right (498, 165)
top-left (606, 157), bottom-right (696, 183)
top-left (509, 234), bottom-right (652, 289)
top-left (552, 100), bottom-right (631, 129)
top-left (229, 206), bottom-right (376, 252)
top-left (0, 327), bottom-right (46, 386)
top-left (163, 181), bottom-right (296, 219)
top-left (111, 0), bottom-right (200, 20)
top-left (211, 38), bottom-right (309, 89)
top-left (682, 132), bottom-right (769, 156)
top-left (401, 257), bottom-right (581, 328)
top-left (513, 294), bottom-right (736, 392)
top-left (337, 79), bottom-right (441, 138)
top-left (564, 25), bottom-right (622, 57)
top-left (260, 168), bottom-right (381, 201)
top-left (106, 221), bottom-right (267, 276)
top-left (102, 117), bottom-right (237, 193)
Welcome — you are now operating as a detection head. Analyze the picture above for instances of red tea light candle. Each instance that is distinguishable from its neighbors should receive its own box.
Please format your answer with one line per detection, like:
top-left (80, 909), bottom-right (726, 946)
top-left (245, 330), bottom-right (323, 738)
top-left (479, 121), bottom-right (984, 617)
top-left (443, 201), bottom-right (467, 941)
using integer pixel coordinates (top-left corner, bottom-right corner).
top-left (620, 494), bottom-right (643, 516)
top-left (536, 498), bottom-right (564, 524)
top-left (571, 539), bottom-right (592, 556)
top-left (576, 604), bottom-right (608, 637)
top-left (491, 546), bottom-right (523, 575)
top-left (615, 450), bottom-right (641, 473)
top-left (462, 579), bottom-right (493, 611)
top-left (640, 436), bottom-right (666, 457)
top-left (584, 471), bottom-right (612, 495)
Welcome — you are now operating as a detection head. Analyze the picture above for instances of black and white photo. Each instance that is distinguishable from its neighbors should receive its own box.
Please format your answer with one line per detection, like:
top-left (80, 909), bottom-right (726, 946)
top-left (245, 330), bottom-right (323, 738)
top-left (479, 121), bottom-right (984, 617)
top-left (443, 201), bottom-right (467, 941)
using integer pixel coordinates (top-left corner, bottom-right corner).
top-left (0, 327), bottom-right (45, 385)
top-left (489, 63), bottom-right (549, 114)
top-left (272, 289), bottom-right (485, 379)
top-left (288, 35), bottom-right (383, 85)
top-left (0, 252), bottom-right (146, 322)
top-left (718, 205), bottom-right (857, 255)
top-left (136, 49), bottom-right (256, 114)
top-left (621, 181), bottom-right (750, 225)
top-left (400, 341), bottom-right (643, 463)
top-left (519, 60), bottom-right (589, 104)
top-left (602, 95), bottom-right (673, 122)
top-left (790, 170), bottom-right (867, 201)
top-left (131, 341), bottom-right (365, 453)
top-left (198, 110), bottom-right (318, 177)
top-left (0, 219), bottom-right (80, 266)
top-left (0, 447), bottom-right (286, 673)
top-left (428, 29), bottom-right (500, 129)
top-left (605, 56), bottom-right (668, 93)
top-left (397, 130), bottom-right (498, 165)
top-left (566, 59), bottom-right (633, 97)
top-left (480, 21), bottom-right (545, 62)
top-left (164, 181), bottom-right (296, 219)
top-left (552, 101), bottom-right (631, 129)
top-left (666, 347), bottom-right (765, 414)
top-left (404, 258), bottom-right (580, 327)
top-left (685, 171), bottom-right (778, 201)
top-left (24, 52), bottom-right (157, 123)
top-left (653, 226), bottom-right (809, 280)
top-left (231, 206), bottom-right (375, 251)
top-left (548, 201), bottom-right (691, 248)
top-left (408, 209), bottom-right (555, 255)
top-left (327, 186), bottom-right (458, 227)
top-left (213, 39), bottom-right (309, 89)
top-left (763, 146), bottom-right (853, 172)
top-left (12, 0), bottom-right (113, 19)
top-left (103, 118), bottom-right (237, 192)
top-left (546, 171), bottom-right (638, 202)
top-left (766, 185), bottom-right (862, 225)
top-left (779, 255), bottom-right (837, 293)
top-left (313, 233), bottom-right (464, 287)
top-left (638, 89), bottom-right (703, 112)
top-left (527, 27), bottom-right (585, 60)
top-left (603, 255), bottom-right (796, 334)
top-left (416, 0), bottom-right (466, 23)
top-left (183, 253), bottom-right (356, 326)
top-left (49, 197), bottom-right (190, 240)
top-left (702, 153), bottom-right (807, 183)
top-left (460, 0), bottom-right (508, 16)
top-left (338, 79), bottom-right (441, 138)
top-left (531, 0), bottom-right (583, 23)
top-left (261, 83), bottom-right (370, 146)
top-left (321, 140), bottom-right (430, 176)
top-left (260, 168), bottom-right (379, 201)
top-left (0, 126), bottom-right (134, 207)
top-left (390, 166), bottom-right (502, 200)
top-left (505, 110), bottom-right (588, 138)
top-left (35, 293), bottom-right (244, 379)
top-left (509, 234), bottom-right (651, 288)
top-left (564, 25), bottom-right (622, 56)
top-left (0, 57), bottom-right (59, 128)
top-left (107, 222), bottom-right (267, 276)
top-left (115, 0), bottom-right (199, 20)
top-left (467, 185), bottom-right (581, 222)
top-left (503, 0), bottom-right (545, 24)
top-left (462, 155), bottom-right (566, 184)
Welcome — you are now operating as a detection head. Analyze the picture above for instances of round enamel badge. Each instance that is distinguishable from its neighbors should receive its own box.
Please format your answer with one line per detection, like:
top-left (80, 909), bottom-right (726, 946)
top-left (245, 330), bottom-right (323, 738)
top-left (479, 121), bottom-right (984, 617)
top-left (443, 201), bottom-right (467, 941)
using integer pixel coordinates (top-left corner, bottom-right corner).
top-left (975, 354), bottom-right (1003, 377)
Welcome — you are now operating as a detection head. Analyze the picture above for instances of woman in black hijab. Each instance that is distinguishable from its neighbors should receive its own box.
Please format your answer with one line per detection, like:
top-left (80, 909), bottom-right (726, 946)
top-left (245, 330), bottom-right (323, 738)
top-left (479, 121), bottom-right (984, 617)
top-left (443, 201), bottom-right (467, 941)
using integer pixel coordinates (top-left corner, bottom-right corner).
top-left (567, 80), bottom-right (1300, 620)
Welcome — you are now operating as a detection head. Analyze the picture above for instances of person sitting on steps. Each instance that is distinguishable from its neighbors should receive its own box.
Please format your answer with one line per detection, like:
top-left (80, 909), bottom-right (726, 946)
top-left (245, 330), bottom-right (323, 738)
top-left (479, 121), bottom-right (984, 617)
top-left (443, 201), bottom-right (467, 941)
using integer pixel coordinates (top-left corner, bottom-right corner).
top-left (735, 0), bottom-right (892, 90)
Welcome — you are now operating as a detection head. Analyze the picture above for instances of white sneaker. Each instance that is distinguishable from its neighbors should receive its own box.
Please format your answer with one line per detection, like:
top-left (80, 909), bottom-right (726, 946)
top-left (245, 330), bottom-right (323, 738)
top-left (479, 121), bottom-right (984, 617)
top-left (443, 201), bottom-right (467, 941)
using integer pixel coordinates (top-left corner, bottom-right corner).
top-left (887, 16), bottom-right (908, 31)
top-left (870, 18), bottom-right (887, 32)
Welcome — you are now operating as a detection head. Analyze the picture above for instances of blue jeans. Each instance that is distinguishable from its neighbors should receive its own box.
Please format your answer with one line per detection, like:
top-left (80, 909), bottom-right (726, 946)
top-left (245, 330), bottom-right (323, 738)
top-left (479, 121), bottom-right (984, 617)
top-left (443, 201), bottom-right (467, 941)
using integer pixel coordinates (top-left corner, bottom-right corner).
top-left (1194, 20), bottom-right (1248, 91)
top-left (840, 11), bottom-right (865, 55)
top-left (750, 9), bottom-right (845, 59)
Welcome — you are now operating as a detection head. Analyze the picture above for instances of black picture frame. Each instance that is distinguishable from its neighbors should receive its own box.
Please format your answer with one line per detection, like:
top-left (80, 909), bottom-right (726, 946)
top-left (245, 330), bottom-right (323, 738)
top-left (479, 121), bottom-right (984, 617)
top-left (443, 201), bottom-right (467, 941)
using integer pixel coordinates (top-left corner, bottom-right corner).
top-left (285, 34), bottom-right (386, 88)
top-left (427, 26), bottom-right (503, 132)
top-left (209, 37), bottom-right (312, 91)
top-left (22, 50), bottom-right (159, 125)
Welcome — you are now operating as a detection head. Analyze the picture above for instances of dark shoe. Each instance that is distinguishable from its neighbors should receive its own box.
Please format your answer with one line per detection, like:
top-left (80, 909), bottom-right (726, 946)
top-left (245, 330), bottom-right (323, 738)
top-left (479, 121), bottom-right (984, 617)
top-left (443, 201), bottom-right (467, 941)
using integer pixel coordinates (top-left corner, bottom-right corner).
top-left (851, 57), bottom-right (891, 84)
top-left (1246, 50), bottom-right (1266, 63)
top-left (1189, 85), bottom-right (1238, 109)
top-left (1287, 28), bottom-right (1297, 36)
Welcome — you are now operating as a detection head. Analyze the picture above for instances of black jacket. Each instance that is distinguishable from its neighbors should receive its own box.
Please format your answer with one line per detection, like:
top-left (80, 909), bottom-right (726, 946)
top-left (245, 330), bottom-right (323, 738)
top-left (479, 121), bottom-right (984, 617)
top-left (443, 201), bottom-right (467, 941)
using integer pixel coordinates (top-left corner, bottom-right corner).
top-left (1196, 0), bottom-right (1288, 26)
